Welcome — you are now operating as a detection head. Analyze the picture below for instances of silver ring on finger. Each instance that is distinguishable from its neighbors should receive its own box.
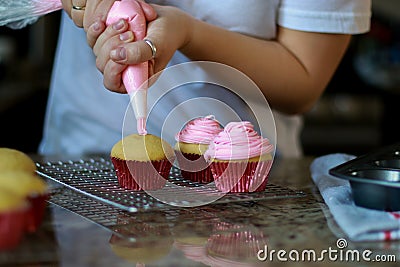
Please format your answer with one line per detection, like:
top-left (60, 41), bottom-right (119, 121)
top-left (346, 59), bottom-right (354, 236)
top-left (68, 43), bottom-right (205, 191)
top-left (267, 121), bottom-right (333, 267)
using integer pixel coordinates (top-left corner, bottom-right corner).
top-left (144, 39), bottom-right (157, 59)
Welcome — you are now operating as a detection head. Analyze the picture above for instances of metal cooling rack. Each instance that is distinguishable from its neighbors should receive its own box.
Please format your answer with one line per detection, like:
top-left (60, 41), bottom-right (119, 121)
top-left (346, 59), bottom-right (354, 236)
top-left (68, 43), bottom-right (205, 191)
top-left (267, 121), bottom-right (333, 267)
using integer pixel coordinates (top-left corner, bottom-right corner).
top-left (36, 157), bottom-right (305, 213)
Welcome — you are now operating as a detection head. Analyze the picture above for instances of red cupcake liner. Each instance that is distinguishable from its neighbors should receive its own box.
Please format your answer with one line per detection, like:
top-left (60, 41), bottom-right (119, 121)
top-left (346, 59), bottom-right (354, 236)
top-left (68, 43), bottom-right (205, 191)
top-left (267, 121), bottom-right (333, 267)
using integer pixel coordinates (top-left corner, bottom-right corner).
top-left (210, 160), bottom-right (273, 193)
top-left (0, 209), bottom-right (26, 250)
top-left (111, 157), bottom-right (172, 191)
top-left (25, 194), bottom-right (49, 233)
top-left (175, 152), bottom-right (213, 184)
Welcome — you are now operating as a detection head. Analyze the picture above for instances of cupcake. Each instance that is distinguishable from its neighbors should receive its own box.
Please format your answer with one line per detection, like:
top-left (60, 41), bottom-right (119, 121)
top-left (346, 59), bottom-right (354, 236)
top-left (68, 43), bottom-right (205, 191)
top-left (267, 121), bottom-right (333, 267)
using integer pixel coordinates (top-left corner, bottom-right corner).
top-left (204, 121), bottom-right (274, 193)
top-left (0, 170), bottom-right (48, 232)
top-left (0, 147), bottom-right (37, 173)
top-left (175, 115), bottom-right (223, 183)
top-left (110, 134), bottom-right (175, 190)
top-left (0, 189), bottom-right (28, 250)
top-left (0, 147), bottom-right (48, 233)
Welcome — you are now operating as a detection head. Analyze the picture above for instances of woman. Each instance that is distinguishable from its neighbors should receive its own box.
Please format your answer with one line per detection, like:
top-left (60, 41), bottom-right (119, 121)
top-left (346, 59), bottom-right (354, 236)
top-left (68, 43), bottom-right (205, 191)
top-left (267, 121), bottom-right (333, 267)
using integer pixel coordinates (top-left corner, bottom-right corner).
top-left (39, 0), bottom-right (371, 157)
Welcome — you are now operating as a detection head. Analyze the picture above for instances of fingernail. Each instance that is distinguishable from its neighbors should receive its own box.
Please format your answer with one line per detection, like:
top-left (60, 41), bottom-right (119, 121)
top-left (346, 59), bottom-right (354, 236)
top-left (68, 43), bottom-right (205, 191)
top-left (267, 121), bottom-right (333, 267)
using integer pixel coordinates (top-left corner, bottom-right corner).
top-left (92, 21), bottom-right (101, 32)
top-left (113, 19), bottom-right (125, 31)
top-left (111, 47), bottom-right (126, 61)
top-left (119, 31), bottom-right (133, 42)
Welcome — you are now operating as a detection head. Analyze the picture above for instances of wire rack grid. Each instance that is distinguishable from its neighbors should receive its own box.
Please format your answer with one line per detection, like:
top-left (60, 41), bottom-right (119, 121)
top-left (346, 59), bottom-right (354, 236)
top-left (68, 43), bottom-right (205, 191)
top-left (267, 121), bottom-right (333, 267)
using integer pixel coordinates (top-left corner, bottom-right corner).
top-left (36, 156), bottom-right (305, 213)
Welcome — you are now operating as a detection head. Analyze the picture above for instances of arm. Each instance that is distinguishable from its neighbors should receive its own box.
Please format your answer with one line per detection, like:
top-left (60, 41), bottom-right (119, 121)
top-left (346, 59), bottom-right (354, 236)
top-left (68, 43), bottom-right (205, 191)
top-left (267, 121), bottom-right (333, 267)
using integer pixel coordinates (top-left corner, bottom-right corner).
top-left (182, 20), bottom-right (351, 114)
top-left (91, 5), bottom-right (351, 115)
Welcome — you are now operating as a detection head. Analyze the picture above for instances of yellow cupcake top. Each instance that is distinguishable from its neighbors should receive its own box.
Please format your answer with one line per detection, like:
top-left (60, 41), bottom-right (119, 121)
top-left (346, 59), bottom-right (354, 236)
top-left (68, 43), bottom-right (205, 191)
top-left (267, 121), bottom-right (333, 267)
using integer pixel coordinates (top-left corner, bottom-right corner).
top-left (0, 171), bottom-right (48, 197)
top-left (174, 142), bottom-right (209, 155)
top-left (111, 134), bottom-right (174, 162)
top-left (0, 189), bottom-right (28, 212)
top-left (211, 153), bottom-right (272, 163)
top-left (0, 147), bottom-right (36, 173)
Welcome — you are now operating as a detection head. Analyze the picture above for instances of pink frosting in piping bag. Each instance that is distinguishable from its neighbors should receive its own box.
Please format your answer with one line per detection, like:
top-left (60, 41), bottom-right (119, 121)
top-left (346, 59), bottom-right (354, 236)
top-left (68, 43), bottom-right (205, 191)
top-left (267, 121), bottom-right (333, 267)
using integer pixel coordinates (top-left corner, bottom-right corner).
top-left (175, 115), bottom-right (223, 144)
top-left (106, 0), bottom-right (148, 135)
top-left (204, 121), bottom-right (274, 161)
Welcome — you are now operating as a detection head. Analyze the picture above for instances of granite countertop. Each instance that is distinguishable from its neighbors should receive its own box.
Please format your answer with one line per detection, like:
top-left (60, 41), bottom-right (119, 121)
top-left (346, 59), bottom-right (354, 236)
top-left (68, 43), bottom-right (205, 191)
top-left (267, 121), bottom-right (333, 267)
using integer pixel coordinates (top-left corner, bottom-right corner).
top-left (0, 156), bottom-right (399, 267)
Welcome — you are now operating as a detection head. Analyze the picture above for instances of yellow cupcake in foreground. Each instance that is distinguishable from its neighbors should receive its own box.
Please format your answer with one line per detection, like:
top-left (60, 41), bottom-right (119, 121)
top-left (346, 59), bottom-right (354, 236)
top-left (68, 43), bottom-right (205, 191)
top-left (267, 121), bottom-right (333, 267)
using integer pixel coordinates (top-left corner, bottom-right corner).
top-left (0, 148), bottom-right (36, 173)
top-left (0, 189), bottom-right (27, 213)
top-left (0, 171), bottom-right (47, 197)
top-left (0, 189), bottom-right (28, 250)
top-left (0, 148), bottom-right (48, 235)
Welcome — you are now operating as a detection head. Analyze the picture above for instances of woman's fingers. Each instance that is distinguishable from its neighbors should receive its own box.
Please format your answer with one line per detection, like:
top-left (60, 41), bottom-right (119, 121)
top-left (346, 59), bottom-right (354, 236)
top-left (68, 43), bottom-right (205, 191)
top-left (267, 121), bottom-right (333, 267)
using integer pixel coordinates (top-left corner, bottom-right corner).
top-left (71, 0), bottom-right (87, 27)
top-left (110, 39), bottom-right (155, 64)
top-left (137, 1), bottom-right (158, 21)
top-left (65, 0), bottom-right (157, 30)
top-left (82, 0), bottom-right (115, 31)
top-left (92, 19), bottom-right (135, 74)
top-left (103, 60), bottom-right (127, 93)
top-left (86, 18), bottom-right (106, 48)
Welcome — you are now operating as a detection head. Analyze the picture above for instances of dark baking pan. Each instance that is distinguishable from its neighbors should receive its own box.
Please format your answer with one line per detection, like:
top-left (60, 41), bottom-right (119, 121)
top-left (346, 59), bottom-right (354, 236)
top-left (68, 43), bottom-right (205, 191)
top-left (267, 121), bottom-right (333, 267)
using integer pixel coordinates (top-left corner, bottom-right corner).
top-left (329, 142), bottom-right (400, 211)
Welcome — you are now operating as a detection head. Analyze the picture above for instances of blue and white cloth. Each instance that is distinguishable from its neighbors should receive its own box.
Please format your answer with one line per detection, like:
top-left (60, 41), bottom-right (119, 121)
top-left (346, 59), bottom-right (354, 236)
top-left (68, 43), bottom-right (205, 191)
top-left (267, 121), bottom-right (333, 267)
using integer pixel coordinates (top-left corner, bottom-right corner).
top-left (311, 154), bottom-right (400, 242)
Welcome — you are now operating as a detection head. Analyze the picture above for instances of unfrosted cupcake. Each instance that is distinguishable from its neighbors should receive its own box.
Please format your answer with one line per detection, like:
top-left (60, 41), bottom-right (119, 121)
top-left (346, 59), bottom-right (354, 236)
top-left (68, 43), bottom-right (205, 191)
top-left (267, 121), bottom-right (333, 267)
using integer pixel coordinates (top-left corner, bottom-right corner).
top-left (0, 148), bottom-right (37, 173)
top-left (0, 189), bottom-right (28, 250)
top-left (175, 115), bottom-right (223, 183)
top-left (111, 134), bottom-right (175, 190)
top-left (0, 171), bottom-right (48, 232)
top-left (0, 147), bottom-right (48, 233)
top-left (204, 121), bottom-right (274, 193)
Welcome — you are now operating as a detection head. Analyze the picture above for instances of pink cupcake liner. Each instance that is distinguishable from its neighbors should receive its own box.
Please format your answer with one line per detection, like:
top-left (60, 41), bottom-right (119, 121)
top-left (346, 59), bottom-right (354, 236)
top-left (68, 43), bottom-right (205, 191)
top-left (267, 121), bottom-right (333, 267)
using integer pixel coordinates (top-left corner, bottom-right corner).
top-left (175, 152), bottom-right (213, 184)
top-left (210, 160), bottom-right (273, 193)
top-left (0, 209), bottom-right (26, 251)
top-left (111, 157), bottom-right (172, 191)
top-left (25, 194), bottom-right (49, 233)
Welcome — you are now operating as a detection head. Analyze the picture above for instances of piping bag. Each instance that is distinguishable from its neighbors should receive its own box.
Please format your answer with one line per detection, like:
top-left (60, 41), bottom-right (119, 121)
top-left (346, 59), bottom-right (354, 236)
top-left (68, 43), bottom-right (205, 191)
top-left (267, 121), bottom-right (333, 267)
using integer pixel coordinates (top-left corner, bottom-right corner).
top-left (106, 0), bottom-right (149, 135)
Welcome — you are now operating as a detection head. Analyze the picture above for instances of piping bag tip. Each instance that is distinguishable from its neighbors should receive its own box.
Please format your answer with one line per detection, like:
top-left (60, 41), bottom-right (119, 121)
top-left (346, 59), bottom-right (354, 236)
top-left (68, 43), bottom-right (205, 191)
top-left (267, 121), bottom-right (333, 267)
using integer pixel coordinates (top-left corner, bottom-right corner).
top-left (137, 117), bottom-right (147, 135)
top-left (107, 0), bottom-right (148, 136)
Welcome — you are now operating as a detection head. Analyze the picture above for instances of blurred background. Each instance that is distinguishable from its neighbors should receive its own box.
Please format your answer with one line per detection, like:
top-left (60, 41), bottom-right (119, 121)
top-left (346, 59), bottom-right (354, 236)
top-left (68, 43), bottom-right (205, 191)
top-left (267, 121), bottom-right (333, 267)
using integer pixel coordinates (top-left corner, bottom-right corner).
top-left (0, 1), bottom-right (399, 156)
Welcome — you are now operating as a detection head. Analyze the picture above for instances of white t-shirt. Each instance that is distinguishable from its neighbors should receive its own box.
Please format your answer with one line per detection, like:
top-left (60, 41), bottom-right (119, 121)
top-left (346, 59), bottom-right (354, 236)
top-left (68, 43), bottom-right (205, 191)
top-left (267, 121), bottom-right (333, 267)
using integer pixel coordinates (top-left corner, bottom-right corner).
top-left (39, 0), bottom-right (371, 157)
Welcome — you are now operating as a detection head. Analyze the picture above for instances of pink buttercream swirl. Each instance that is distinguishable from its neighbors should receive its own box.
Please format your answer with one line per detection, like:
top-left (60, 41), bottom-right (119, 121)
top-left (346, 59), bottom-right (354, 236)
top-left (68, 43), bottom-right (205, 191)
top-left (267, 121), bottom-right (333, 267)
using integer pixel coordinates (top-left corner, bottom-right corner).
top-left (204, 121), bottom-right (273, 161)
top-left (175, 115), bottom-right (223, 144)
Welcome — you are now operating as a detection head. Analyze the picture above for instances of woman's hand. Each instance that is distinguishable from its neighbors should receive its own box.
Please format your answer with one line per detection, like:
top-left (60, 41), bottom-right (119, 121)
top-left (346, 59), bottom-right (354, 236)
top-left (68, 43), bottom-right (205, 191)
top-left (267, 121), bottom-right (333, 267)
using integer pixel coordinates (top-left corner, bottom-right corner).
top-left (61, 0), bottom-right (156, 31)
top-left (61, 0), bottom-right (113, 29)
top-left (88, 5), bottom-right (193, 93)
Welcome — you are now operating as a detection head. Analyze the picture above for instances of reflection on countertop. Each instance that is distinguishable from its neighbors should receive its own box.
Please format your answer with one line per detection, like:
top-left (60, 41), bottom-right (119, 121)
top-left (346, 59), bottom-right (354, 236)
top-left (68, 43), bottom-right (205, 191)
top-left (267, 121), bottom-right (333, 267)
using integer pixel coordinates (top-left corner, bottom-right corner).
top-left (1, 157), bottom-right (399, 267)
